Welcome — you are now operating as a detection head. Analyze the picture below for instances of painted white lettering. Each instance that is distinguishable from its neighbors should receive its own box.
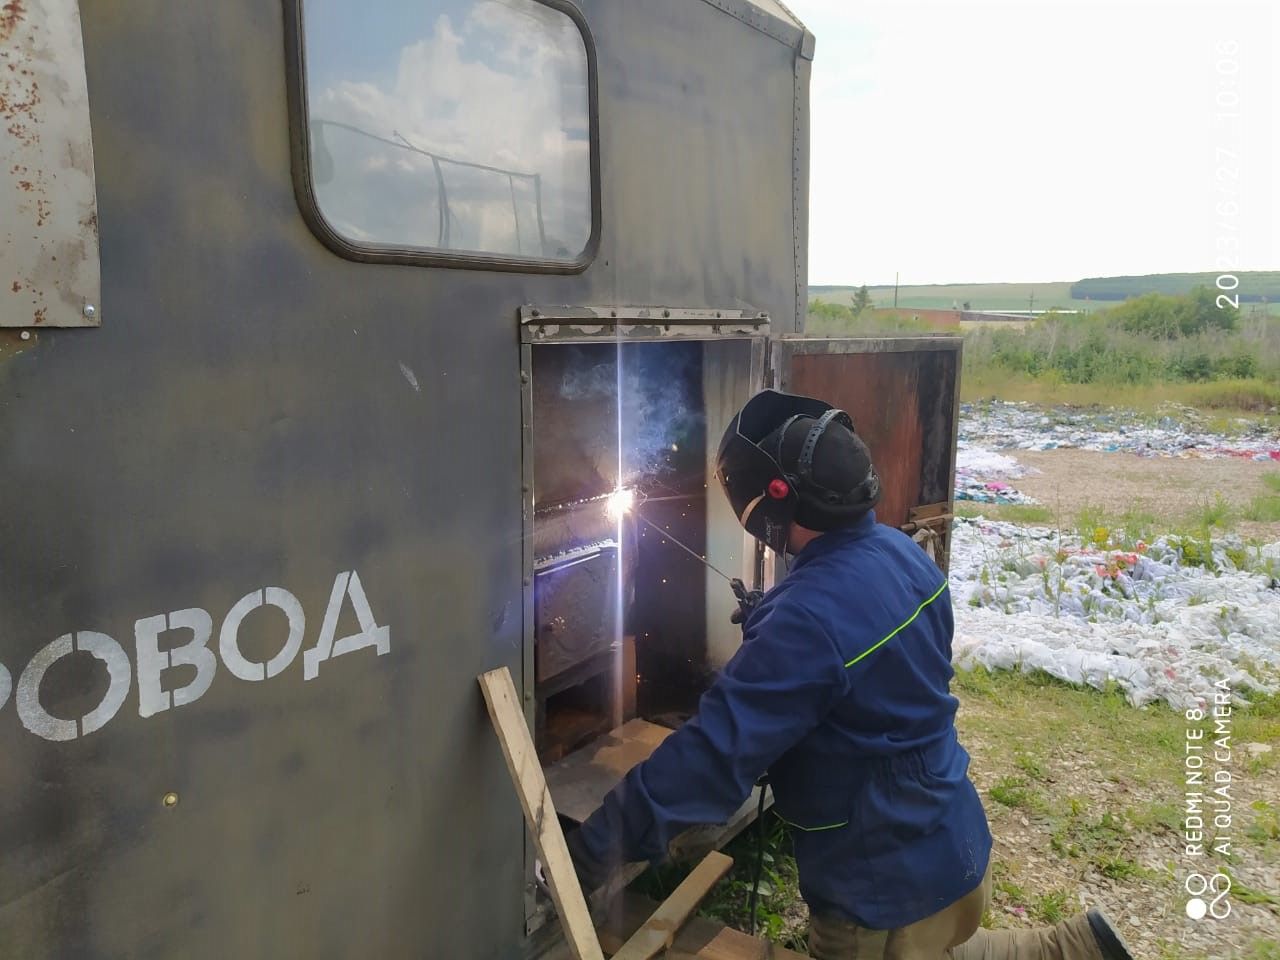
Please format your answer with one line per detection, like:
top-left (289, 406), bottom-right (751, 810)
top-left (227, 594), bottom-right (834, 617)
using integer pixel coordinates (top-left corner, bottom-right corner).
top-left (219, 588), bottom-right (306, 682)
top-left (17, 632), bottom-right (131, 741)
top-left (304, 571), bottom-right (390, 681)
top-left (135, 608), bottom-right (216, 718)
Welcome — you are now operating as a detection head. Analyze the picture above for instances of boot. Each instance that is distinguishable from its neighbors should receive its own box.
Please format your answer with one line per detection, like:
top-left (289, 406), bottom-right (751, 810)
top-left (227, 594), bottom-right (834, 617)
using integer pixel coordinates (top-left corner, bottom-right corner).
top-left (1086, 909), bottom-right (1135, 960)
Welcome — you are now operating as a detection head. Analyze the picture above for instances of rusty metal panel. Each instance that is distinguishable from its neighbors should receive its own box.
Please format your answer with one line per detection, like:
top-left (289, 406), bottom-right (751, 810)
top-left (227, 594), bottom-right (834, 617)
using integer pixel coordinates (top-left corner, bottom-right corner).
top-left (776, 337), bottom-right (963, 569)
top-left (1, 0), bottom-right (100, 328)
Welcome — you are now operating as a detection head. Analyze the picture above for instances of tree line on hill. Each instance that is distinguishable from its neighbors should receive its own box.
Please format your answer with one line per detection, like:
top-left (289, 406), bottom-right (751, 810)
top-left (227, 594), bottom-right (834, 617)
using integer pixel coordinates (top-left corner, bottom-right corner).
top-left (1071, 271), bottom-right (1279, 302)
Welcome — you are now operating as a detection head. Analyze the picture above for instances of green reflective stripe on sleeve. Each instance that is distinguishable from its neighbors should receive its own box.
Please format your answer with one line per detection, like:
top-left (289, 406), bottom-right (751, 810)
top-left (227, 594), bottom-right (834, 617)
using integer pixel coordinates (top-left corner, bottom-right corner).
top-left (844, 580), bottom-right (949, 669)
top-left (774, 812), bottom-right (850, 832)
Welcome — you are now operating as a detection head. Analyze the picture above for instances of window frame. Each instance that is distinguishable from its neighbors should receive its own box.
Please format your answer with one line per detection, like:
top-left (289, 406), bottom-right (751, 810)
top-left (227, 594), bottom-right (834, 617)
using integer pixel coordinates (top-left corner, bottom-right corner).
top-left (283, 0), bottom-right (602, 273)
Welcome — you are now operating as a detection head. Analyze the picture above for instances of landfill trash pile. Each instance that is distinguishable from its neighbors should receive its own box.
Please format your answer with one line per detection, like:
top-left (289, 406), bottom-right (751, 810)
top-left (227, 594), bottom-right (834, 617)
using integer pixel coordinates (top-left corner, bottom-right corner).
top-left (954, 444), bottom-right (1040, 505)
top-left (949, 517), bottom-right (1280, 710)
top-left (960, 400), bottom-right (1280, 461)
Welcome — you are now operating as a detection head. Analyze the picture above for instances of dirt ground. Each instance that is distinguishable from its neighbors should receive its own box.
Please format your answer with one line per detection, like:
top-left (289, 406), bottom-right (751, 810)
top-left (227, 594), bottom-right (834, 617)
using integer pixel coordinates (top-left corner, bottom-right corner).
top-left (956, 675), bottom-right (1280, 960)
top-left (1010, 449), bottom-right (1280, 542)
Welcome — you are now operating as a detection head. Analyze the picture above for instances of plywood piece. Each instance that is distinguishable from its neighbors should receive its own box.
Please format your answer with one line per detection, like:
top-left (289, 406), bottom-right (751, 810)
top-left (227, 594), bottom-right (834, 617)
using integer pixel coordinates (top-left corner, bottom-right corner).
top-left (478, 668), bottom-right (604, 960)
top-left (609, 852), bottom-right (734, 960)
top-left (596, 893), bottom-right (810, 960)
top-left (546, 719), bottom-right (674, 824)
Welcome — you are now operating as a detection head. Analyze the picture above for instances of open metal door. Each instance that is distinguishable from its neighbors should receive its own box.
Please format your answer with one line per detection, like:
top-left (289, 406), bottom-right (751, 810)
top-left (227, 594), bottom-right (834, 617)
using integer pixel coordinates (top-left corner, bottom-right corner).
top-left (773, 336), bottom-right (963, 570)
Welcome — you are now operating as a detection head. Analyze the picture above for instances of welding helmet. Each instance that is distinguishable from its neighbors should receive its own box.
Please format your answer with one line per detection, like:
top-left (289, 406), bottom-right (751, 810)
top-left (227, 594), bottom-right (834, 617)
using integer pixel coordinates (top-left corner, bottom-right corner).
top-left (715, 390), bottom-right (880, 553)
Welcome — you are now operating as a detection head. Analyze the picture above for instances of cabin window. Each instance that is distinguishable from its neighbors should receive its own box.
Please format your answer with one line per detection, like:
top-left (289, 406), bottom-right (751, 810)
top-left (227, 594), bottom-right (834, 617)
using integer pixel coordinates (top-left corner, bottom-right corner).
top-left (298, 0), bottom-right (595, 266)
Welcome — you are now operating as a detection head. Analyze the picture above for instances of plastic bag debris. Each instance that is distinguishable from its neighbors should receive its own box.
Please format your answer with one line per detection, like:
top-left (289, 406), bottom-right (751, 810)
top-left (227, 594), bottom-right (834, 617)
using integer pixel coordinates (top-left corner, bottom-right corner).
top-left (949, 517), bottom-right (1280, 710)
top-left (955, 443), bottom-right (1041, 505)
top-left (961, 400), bottom-right (1280, 461)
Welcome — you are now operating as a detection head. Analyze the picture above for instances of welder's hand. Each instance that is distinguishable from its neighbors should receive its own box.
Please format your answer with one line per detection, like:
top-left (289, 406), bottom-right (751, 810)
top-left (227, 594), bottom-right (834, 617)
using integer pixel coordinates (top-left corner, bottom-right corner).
top-left (730, 578), bottom-right (764, 626)
top-left (564, 827), bottom-right (614, 894)
top-left (667, 824), bottom-right (721, 864)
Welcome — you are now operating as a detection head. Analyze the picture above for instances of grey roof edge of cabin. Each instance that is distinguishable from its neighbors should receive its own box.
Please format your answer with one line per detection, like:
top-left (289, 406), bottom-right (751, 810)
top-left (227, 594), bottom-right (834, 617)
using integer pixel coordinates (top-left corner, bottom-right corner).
top-left (694, 0), bottom-right (815, 56)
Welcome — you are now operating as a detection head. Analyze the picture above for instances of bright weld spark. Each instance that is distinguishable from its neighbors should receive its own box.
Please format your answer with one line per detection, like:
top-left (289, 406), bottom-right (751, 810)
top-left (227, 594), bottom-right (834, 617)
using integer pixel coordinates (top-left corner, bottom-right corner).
top-left (606, 487), bottom-right (636, 520)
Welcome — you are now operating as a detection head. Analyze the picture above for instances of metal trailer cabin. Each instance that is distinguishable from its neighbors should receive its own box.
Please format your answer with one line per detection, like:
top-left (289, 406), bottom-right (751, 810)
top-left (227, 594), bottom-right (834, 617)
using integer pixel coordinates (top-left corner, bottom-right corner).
top-left (0, 1), bottom-right (961, 957)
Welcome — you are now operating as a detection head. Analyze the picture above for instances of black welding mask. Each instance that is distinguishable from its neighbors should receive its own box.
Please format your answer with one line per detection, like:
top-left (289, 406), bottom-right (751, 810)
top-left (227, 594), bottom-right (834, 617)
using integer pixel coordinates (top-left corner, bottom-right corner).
top-left (715, 390), bottom-right (881, 554)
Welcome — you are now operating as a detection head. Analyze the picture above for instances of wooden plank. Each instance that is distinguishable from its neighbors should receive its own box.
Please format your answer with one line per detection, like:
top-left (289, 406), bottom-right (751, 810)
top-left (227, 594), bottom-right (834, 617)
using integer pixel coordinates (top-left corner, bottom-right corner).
top-left (908, 501), bottom-right (951, 522)
top-left (478, 668), bottom-right (604, 960)
top-left (609, 852), bottom-right (734, 960)
top-left (546, 719), bottom-right (674, 824)
top-left (595, 892), bottom-right (810, 960)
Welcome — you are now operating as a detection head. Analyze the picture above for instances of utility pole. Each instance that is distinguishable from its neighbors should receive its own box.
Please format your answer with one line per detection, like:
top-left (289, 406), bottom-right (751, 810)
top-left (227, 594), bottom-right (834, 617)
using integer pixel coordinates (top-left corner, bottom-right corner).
top-left (1028, 290), bottom-right (1035, 316)
top-left (894, 272), bottom-right (899, 308)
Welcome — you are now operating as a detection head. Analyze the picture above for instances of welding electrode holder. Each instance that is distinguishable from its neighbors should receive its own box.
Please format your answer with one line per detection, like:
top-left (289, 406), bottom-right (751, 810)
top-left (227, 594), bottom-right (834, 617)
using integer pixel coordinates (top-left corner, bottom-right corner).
top-left (729, 578), bottom-right (764, 627)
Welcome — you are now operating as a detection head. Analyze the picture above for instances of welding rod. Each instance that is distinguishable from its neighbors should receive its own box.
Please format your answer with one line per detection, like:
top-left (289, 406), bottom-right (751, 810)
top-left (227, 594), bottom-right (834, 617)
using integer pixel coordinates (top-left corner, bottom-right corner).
top-left (635, 512), bottom-right (734, 583)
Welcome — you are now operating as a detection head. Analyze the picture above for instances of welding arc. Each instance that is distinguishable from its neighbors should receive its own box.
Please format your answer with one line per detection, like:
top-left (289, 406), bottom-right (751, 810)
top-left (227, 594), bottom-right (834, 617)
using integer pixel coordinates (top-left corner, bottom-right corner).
top-left (635, 513), bottom-right (733, 583)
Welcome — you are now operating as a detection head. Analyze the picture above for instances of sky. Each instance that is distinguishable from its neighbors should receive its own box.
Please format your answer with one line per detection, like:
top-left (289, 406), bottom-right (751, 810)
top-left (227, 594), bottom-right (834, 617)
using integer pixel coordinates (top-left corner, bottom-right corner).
top-left (786, 0), bottom-right (1278, 286)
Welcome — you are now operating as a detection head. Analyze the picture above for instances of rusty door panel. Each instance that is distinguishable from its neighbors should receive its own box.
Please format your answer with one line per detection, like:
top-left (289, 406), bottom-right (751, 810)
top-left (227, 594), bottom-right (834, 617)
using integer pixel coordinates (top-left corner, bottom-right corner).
top-left (777, 338), bottom-right (962, 567)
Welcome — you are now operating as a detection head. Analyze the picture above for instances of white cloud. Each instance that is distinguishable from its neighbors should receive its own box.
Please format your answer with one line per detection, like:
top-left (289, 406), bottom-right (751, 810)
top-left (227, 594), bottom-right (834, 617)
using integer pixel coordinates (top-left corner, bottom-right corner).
top-left (307, 0), bottom-right (591, 258)
top-left (789, 0), bottom-right (1277, 284)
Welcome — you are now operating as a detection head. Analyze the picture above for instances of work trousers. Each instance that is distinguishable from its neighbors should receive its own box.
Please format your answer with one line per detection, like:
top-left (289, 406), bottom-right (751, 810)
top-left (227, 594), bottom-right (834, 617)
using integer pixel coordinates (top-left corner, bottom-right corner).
top-left (808, 866), bottom-right (1106, 960)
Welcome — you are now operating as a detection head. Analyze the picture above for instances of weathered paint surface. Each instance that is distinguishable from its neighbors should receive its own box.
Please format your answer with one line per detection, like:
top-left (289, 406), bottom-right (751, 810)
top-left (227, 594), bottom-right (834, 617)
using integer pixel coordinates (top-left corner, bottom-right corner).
top-left (0, 0), bottom-right (811, 956)
top-left (1, 0), bottom-right (100, 327)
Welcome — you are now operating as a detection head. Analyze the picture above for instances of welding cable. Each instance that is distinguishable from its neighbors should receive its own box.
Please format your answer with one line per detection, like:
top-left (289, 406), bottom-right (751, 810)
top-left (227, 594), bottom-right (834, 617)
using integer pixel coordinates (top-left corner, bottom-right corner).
top-left (747, 776), bottom-right (770, 936)
top-left (635, 513), bottom-right (734, 584)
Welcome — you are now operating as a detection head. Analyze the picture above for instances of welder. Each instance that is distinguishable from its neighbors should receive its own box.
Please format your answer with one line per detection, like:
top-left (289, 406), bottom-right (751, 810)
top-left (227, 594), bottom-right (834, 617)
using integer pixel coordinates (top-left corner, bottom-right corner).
top-left (567, 390), bottom-right (1134, 960)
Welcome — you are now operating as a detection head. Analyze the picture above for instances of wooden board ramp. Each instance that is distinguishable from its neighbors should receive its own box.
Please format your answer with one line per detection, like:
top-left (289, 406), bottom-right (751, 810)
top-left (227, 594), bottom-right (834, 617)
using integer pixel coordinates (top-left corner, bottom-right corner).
top-left (597, 893), bottom-right (810, 960)
top-left (479, 667), bottom-right (739, 960)
top-left (480, 667), bottom-right (604, 960)
top-left (607, 852), bottom-right (733, 960)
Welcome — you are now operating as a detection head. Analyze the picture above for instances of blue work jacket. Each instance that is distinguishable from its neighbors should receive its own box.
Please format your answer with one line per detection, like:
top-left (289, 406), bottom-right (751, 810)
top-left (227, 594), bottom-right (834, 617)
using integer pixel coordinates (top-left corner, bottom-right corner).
top-left (576, 510), bottom-right (992, 929)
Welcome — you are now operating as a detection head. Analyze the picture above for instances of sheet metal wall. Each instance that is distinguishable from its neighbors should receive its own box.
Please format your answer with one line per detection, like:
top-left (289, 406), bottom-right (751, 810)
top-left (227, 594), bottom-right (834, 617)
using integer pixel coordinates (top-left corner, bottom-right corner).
top-left (0, 1), bottom-right (810, 957)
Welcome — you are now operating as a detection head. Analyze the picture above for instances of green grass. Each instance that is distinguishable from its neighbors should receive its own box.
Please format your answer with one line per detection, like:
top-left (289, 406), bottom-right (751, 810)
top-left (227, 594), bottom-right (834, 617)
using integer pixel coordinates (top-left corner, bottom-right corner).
top-left (1193, 494), bottom-right (1235, 530)
top-left (954, 668), bottom-right (1280, 798)
top-left (1229, 875), bottom-right (1280, 907)
top-left (1245, 940), bottom-right (1280, 960)
top-left (961, 372), bottom-right (1280, 415)
top-left (812, 281), bottom-right (1092, 314)
top-left (962, 493), bottom-right (1280, 550)
top-left (1031, 890), bottom-right (1071, 924)
top-left (1013, 752), bottom-right (1047, 781)
top-left (955, 503), bottom-right (1054, 525)
top-left (811, 275), bottom-right (1280, 317)
top-left (1151, 941), bottom-right (1280, 960)
top-left (989, 776), bottom-right (1037, 810)
top-left (1243, 473), bottom-right (1280, 523)
top-left (1245, 801), bottom-right (1280, 846)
